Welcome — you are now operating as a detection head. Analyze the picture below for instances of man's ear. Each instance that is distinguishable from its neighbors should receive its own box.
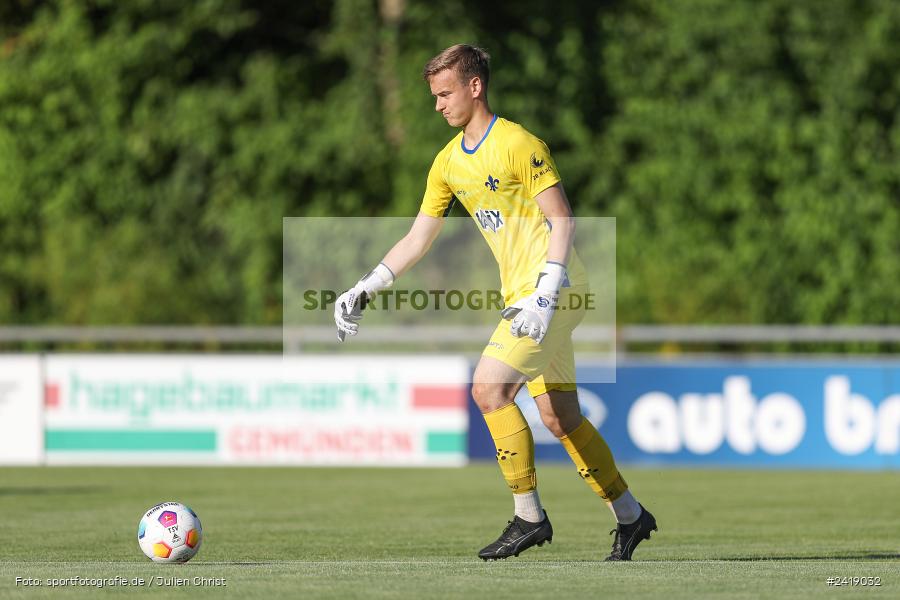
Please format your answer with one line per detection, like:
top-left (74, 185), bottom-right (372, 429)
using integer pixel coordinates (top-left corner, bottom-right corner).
top-left (469, 76), bottom-right (483, 99)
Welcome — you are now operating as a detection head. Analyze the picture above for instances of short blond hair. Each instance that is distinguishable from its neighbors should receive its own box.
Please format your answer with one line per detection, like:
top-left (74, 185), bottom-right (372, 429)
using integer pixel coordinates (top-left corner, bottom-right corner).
top-left (422, 44), bottom-right (491, 90)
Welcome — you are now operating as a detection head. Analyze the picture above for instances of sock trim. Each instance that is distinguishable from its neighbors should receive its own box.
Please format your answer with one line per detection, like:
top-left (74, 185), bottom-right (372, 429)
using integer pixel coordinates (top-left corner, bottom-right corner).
top-left (483, 402), bottom-right (529, 439)
top-left (558, 417), bottom-right (594, 453)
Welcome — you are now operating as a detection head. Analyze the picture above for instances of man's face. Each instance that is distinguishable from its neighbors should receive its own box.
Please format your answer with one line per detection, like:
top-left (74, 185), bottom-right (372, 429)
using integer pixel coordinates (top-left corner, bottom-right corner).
top-left (429, 68), bottom-right (476, 128)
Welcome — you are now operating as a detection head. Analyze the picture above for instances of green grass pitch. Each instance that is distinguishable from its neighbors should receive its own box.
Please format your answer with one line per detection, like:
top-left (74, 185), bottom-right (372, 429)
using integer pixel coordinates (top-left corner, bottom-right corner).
top-left (1, 465), bottom-right (898, 599)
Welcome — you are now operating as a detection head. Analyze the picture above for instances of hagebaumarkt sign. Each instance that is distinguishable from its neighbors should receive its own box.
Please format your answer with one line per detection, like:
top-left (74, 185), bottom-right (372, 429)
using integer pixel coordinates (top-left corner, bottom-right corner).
top-left (0, 355), bottom-right (43, 465)
top-left (44, 355), bottom-right (469, 466)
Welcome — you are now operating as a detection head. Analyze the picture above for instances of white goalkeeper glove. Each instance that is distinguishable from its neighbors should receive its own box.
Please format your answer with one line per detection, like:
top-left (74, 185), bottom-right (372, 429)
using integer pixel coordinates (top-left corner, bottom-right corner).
top-left (334, 263), bottom-right (395, 342)
top-left (501, 262), bottom-right (567, 344)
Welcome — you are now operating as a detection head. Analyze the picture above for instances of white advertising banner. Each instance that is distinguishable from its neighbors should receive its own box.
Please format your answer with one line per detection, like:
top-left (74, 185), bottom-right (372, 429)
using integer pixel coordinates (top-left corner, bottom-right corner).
top-left (43, 355), bottom-right (469, 466)
top-left (0, 355), bottom-right (43, 464)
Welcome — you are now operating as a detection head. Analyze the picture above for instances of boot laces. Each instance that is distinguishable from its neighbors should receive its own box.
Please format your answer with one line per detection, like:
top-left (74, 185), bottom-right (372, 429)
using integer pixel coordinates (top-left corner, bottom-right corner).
top-left (608, 526), bottom-right (625, 554)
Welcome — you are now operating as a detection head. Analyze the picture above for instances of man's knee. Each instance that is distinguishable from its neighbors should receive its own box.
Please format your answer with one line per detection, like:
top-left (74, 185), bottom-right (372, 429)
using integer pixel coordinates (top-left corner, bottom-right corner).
top-left (538, 395), bottom-right (583, 438)
top-left (472, 382), bottom-right (518, 413)
top-left (539, 411), bottom-right (565, 438)
top-left (541, 411), bottom-right (581, 438)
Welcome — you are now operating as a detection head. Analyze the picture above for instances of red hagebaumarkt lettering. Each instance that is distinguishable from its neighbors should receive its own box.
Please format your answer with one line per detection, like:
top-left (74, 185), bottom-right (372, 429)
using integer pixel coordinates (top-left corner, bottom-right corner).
top-left (227, 427), bottom-right (414, 457)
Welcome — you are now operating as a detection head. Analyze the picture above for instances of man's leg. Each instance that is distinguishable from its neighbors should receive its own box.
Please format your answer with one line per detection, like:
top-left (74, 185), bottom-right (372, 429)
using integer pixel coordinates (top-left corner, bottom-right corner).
top-left (471, 356), bottom-right (531, 494)
top-left (534, 389), bottom-right (632, 512)
top-left (472, 356), bottom-right (553, 560)
top-left (533, 386), bottom-right (657, 560)
top-left (474, 290), bottom-right (588, 560)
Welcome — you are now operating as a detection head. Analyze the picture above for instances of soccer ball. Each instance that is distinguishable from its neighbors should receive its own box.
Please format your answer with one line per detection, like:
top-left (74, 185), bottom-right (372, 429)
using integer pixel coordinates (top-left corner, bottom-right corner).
top-left (137, 502), bottom-right (203, 563)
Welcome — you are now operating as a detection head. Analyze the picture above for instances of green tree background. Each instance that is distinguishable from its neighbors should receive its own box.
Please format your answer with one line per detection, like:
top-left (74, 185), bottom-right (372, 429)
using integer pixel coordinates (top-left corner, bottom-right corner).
top-left (1, 0), bottom-right (898, 326)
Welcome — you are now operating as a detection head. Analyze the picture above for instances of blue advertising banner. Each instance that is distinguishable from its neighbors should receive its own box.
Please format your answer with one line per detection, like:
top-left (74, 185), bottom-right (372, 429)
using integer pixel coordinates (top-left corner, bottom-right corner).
top-left (467, 361), bottom-right (900, 468)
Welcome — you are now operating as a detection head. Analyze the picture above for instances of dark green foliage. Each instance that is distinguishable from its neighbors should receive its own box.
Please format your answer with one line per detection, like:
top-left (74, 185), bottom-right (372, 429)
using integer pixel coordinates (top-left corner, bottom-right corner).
top-left (600, 0), bottom-right (900, 325)
top-left (1, 0), bottom-right (898, 325)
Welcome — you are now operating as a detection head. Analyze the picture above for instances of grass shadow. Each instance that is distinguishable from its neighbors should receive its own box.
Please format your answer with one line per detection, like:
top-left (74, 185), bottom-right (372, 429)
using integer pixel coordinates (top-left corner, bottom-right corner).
top-left (659, 552), bottom-right (900, 562)
top-left (0, 486), bottom-right (107, 496)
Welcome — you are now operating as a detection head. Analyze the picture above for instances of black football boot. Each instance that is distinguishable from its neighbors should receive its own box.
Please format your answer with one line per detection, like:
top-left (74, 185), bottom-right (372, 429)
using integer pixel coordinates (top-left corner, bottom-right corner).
top-left (604, 504), bottom-right (658, 561)
top-left (478, 511), bottom-right (553, 561)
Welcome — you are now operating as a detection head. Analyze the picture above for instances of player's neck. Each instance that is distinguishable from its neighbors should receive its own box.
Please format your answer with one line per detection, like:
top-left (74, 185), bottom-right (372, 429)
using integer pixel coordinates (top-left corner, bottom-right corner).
top-left (462, 107), bottom-right (495, 148)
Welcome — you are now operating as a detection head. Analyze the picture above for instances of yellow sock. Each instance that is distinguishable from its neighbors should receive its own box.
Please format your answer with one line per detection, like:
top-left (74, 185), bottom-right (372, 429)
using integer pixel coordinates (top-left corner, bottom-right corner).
top-left (482, 403), bottom-right (536, 494)
top-left (559, 417), bottom-right (628, 502)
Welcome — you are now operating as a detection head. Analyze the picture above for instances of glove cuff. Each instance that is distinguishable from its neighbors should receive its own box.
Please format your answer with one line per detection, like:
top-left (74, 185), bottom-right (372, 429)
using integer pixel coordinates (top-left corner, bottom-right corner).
top-left (536, 262), bottom-right (566, 293)
top-left (358, 262), bottom-right (395, 296)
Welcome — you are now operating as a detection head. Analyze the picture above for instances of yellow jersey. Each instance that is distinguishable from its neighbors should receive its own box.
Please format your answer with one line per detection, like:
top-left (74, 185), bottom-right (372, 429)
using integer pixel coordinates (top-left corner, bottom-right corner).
top-left (419, 115), bottom-right (588, 303)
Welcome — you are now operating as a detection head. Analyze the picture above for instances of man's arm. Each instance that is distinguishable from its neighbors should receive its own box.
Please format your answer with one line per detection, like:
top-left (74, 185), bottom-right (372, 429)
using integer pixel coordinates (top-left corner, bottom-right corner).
top-left (334, 211), bottom-right (444, 340)
top-left (533, 182), bottom-right (575, 267)
top-left (381, 211), bottom-right (445, 277)
top-left (502, 182), bottom-right (575, 343)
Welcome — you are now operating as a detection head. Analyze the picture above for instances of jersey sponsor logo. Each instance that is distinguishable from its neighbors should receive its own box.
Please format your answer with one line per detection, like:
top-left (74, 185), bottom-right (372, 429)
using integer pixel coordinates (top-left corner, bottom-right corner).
top-left (475, 209), bottom-right (504, 233)
top-left (484, 174), bottom-right (500, 192)
top-left (532, 164), bottom-right (553, 181)
top-left (530, 153), bottom-right (544, 168)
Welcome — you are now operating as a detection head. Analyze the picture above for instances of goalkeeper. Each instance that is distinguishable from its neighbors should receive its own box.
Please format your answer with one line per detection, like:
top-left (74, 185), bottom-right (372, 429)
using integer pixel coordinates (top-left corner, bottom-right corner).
top-left (334, 44), bottom-right (657, 561)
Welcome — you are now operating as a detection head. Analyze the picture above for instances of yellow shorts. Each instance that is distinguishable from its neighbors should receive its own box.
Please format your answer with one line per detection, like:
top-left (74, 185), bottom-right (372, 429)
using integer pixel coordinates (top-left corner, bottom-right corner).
top-left (482, 286), bottom-right (588, 397)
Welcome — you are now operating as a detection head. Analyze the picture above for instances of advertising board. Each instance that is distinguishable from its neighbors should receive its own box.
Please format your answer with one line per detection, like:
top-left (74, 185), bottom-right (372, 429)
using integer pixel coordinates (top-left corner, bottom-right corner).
top-left (0, 356), bottom-right (43, 465)
top-left (44, 355), bottom-right (469, 466)
top-left (468, 361), bottom-right (900, 468)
